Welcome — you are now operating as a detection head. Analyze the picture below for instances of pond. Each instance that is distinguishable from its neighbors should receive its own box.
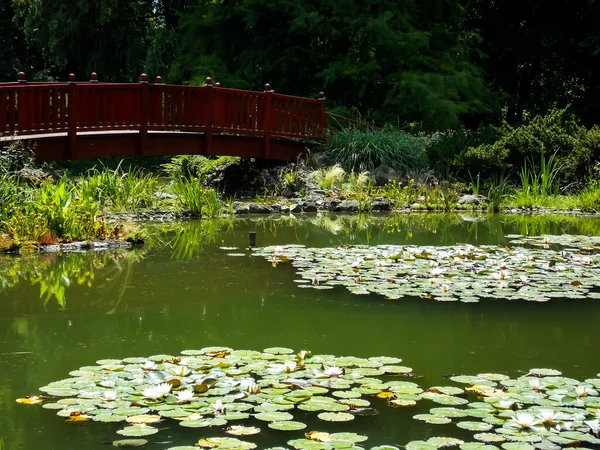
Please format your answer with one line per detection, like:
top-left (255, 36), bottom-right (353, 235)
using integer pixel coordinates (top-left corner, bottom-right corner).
top-left (1, 213), bottom-right (599, 450)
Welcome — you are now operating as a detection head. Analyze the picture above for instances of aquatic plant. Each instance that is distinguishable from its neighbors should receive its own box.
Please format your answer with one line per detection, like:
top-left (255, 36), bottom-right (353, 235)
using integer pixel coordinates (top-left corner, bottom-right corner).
top-left (251, 234), bottom-right (600, 302)
top-left (17, 347), bottom-right (415, 449)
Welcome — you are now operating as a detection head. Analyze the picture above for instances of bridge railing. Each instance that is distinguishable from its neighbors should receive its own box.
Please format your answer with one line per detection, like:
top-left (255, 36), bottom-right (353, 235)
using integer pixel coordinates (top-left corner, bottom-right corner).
top-left (0, 73), bottom-right (327, 152)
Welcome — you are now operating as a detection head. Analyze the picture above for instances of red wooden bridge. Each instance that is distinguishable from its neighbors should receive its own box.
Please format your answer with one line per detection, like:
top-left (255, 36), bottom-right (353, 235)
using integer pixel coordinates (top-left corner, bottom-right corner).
top-left (0, 72), bottom-right (327, 161)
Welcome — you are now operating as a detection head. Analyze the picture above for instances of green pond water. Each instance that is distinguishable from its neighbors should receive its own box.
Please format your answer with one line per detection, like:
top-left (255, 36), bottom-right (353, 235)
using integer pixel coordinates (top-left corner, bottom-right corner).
top-left (0, 213), bottom-right (599, 450)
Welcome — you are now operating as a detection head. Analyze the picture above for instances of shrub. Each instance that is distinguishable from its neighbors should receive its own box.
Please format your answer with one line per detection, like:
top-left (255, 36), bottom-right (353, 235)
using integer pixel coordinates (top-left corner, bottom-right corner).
top-left (162, 155), bottom-right (240, 180)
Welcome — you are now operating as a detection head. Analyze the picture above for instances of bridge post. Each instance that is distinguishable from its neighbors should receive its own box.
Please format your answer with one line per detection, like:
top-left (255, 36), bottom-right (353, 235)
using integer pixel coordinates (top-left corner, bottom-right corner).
top-left (318, 91), bottom-right (327, 137)
top-left (138, 73), bottom-right (149, 156)
top-left (263, 84), bottom-right (273, 159)
top-left (205, 77), bottom-right (214, 155)
top-left (67, 74), bottom-right (78, 159)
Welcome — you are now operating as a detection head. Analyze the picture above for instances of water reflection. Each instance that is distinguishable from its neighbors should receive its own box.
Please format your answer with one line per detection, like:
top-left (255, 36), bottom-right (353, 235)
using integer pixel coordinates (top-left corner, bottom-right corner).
top-left (3, 213), bottom-right (600, 311)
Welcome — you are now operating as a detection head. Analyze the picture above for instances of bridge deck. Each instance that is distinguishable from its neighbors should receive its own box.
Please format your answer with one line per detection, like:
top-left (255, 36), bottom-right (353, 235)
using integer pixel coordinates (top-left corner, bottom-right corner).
top-left (0, 74), bottom-right (326, 161)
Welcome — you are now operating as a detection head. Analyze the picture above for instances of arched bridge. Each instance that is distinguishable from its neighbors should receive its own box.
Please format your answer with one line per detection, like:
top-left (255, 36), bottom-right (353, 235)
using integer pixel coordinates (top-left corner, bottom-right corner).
top-left (0, 73), bottom-right (327, 161)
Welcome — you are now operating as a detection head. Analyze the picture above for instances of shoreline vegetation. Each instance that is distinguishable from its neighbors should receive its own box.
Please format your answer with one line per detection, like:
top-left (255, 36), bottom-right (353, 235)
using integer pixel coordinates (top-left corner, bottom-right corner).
top-left (1, 108), bottom-right (600, 254)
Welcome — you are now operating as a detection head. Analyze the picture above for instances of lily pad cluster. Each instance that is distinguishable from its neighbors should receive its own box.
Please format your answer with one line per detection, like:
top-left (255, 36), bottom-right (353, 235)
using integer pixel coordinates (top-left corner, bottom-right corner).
top-left (17, 347), bottom-right (416, 449)
top-left (253, 239), bottom-right (600, 302)
top-left (405, 368), bottom-right (600, 450)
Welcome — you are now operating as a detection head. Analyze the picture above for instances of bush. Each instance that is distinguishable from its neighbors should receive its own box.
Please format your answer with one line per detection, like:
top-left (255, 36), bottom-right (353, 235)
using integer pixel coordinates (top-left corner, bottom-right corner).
top-left (162, 155), bottom-right (240, 180)
top-left (321, 125), bottom-right (429, 173)
top-left (454, 108), bottom-right (592, 183)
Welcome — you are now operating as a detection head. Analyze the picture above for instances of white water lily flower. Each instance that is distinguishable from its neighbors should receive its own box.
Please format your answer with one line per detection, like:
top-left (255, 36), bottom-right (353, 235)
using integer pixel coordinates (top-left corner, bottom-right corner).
top-left (429, 261), bottom-right (438, 268)
top-left (585, 419), bottom-right (599, 434)
top-left (513, 412), bottom-right (538, 429)
top-left (576, 385), bottom-right (589, 397)
top-left (240, 379), bottom-right (261, 394)
top-left (283, 361), bottom-right (297, 373)
top-left (274, 246), bottom-right (283, 255)
top-left (351, 260), bottom-right (361, 269)
top-left (296, 350), bottom-right (311, 361)
top-left (529, 378), bottom-right (543, 391)
top-left (492, 270), bottom-right (509, 280)
top-left (213, 399), bottom-right (225, 414)
top-left (499, 261), bottom-right (508, 269)
top-left (430, 268), bottom-right (444, 276)
top-left (324, 366), bottom-right (344, 377)
top-left (141, 360), bottom-right (157, 371)
top-left (538, 409), bottom-right (560, 425)
top-left (142, 387), bottom-right (163, 400)
top-left (176, 390), bottom-right (195, 403)
top-left (156, 383), bottom-right (173, 396)
top-left (103, 391), bottom-right (117, 402)
top-left (429, 277), bottom-right (439, 284)
top-left (171, 366), bottom-right (191, 377)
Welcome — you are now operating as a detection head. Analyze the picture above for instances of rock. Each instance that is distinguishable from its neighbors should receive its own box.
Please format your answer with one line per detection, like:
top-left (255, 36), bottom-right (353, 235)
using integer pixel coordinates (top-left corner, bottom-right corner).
top-left (371, 200), bottom-right (391, 211)
top-left (289, 203), bottom-right (300, 213)
top-left (248, 203), bottom-right (274, 214)
top-left (234, 204), bottom-right (250, 214)
top-left (17, 167), bottom-right (62, 184)
top-left (152, 192), bottom-right (177, 200)
top-left (373, 164), bottom-right (399, 187)
top-left (300, 202), bottom-right (318, 212)
top-left (457, 194), bottom-right (489, 206)
top-left (334, 200), bottom-right (359, 212)
top-left (410, 202), bottom-right (424, 210)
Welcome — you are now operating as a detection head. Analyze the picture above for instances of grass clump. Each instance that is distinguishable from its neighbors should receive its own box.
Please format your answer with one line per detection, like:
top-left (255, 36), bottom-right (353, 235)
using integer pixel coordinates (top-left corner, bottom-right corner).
top-left (170, 176), bottom-right (221, 217)
top-left (77, 163), bottom-right (158, 211)
top-left (322, 125), bottom-right (429, 172)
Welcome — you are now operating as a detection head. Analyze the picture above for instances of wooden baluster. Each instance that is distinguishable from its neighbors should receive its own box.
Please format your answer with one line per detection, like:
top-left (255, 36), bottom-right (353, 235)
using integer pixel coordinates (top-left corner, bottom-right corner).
top-left (16, 72), bottom-right (30, 133)
top-left (139, 73), bottom-right (149, 155)
top-left (68, 74), bottom-right (78, 158)
top-left (317, 92), bottom-right (327, 139)
top-left (0, 89), bottom-right (6, 134)
top-left (263, 84), bottom-right (273, 158)
top-left (205, 77), bottom-right (214, 154)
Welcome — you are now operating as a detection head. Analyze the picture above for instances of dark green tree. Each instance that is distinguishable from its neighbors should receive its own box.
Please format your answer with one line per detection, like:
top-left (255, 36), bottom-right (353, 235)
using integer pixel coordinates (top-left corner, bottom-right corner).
top-left (173, 0), bottom-right (492, 128)
top-left (465, 0), bottom-right (600, 125)
top-left (12, 0), bottom-right (153, 81)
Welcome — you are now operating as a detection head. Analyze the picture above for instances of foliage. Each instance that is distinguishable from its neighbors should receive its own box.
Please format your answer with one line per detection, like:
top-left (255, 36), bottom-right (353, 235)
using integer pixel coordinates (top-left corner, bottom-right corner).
top-left (322, 126), bottom-right (429, 172)
top-left (465, 0), bottom-right (600, 125)
top-left (454, 109), bottom-right (596, 182)
top-left (174, 0), bottom-right (492, 128)
top-left (169, 175), bottom-right (221, 217)
top-left (77, 164), bottom-right (158, 211)
top-left (311, 165), bottom-right (346, 190)
top-left (162, 155), bottom-right (240, 180)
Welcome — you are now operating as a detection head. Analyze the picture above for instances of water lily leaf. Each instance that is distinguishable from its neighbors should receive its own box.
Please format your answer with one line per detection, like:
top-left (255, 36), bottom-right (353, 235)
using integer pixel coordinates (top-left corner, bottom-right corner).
top-left (428, 386), bottom-right (465, 396)
top-left (255, 411), bottom-right (294, 422)
top-left (116, 425), bottom-right (159, 437)
top-left (528, 369), bottom-right (562, 377)
top-left (474, 434), bottom-right (505, 443)
top-left (500, 444), bottom-right (535, 450)
top-left (414, 414), bottom-right (452, 424)
top-left (16, 396), bottom-right (46, 405)
top-left (287, 438), bottom-right (332, 449)
top-left (125, 414), bottom-right (161, 424)
top-left (317, 412), bottom-right (354, 422)
top-left (225, 425), bottom-right (261, 435)
top-left (427, 437), bottom-right (465, 447)
top-left (457, 421), bottom-right (494, 431)
top-left (94, 414), bottom-right (128, 423)
top-left (381, 365), bottom-right (413, 374)
top-left (405, 441), bottom-right (437, 450)
top-left (264, 347), bottom-right (295, 355)
top-left (305, 432), bottom-right (331, 442)
top-left (459, 443), bottom-right (499, 450)
top-left (389, 398), bottom-right (416, 407)
top-left (328, 432), bottom-right (367, 443)
top-left (196, 437), bottom-right (257, 449)
top-left (430, 407), bottom-right (469, 418)
top-left (269, 421), bottom-right (307, 431)
top-left (112, 439), bottom-right (148, 447)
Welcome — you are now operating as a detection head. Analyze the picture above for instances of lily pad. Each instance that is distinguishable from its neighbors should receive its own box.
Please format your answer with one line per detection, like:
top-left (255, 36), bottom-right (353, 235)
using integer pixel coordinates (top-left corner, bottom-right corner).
top-left (116, 425), bottom-right (159, 437)
top-left (269, 421), bottom-right (307, 431)
top-left (317, 412), bottom-right (355, 422)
